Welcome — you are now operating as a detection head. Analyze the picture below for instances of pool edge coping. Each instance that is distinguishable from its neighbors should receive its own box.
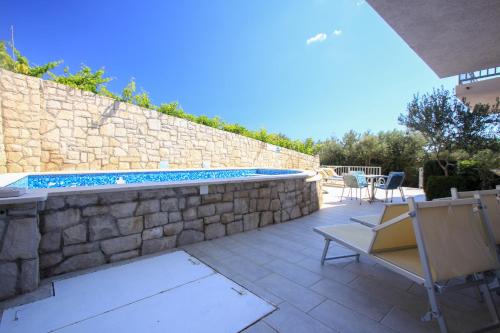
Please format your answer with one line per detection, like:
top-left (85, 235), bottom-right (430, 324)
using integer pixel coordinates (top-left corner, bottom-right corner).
top-left (0, 168), bottom-right (317, 204)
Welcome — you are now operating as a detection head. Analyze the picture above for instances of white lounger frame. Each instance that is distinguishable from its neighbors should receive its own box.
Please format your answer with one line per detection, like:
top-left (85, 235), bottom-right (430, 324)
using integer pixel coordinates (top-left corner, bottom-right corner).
top-left (315, 197), bottom-right (500, 333)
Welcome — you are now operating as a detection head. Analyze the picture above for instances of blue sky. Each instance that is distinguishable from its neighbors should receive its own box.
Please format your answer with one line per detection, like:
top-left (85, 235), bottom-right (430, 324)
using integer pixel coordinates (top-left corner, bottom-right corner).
top-left (1, 0), bottom-right (456, 141)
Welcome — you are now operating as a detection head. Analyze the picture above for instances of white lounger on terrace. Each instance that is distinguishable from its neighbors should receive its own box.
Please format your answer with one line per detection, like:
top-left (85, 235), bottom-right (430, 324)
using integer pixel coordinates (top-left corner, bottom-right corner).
top-left (314, 197), bottom-right (500, 333)
top-left (451, 186), bottom-right (500, 244)
top-left (349, 202), bottom-right (409, 227)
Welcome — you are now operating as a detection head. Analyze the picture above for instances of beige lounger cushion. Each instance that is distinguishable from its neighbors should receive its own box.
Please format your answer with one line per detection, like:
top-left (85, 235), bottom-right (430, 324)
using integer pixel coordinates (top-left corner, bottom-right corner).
top-left (371, 214), bottom-right (416, 252)
top-left (380, 203), bottom-right (409, 223)
top-left (452, 190), bottom-right (500, 243)
top-left (374, 248), bottom-right (423, 278)
top-left (417, 202), bottom-right (499, 281)
top-left (314, 224), bottom-right (373, 253)
top-left (482, 194), bottom-right (500, 242)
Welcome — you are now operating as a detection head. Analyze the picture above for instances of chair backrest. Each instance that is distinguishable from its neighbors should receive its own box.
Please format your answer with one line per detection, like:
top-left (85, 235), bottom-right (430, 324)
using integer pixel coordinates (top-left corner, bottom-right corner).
top-left (451, 187), bottom-right (500, 243)
top-left (349, 171), bottom-right (367, 187)
top-left (409, 197), bottom-right (499, 282)
top-left (343, 174), bottom-right (359, 188)
top-left (370, 212), bottom-right (416, 253)
top-left (384, 172), bottom-right (405, 190)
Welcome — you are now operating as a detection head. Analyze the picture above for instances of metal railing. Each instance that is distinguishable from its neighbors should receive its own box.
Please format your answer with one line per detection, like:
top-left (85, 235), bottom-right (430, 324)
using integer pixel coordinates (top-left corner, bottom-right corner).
top-left (458, 67), bottom-right (500, 85)
top-left (320, 165), bottom-right (382, 176)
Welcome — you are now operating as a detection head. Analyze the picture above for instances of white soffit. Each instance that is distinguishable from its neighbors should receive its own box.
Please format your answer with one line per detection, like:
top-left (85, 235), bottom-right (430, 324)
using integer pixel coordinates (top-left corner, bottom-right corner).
top-left (366, 0), bottom-right (500, 78)
top-left (456, 77), bottom-right (500, 107)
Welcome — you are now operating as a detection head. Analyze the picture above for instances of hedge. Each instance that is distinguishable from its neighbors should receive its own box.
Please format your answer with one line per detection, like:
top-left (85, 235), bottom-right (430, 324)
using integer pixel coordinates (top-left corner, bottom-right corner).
top-left (425, 176), bottom-right (464, 200)
top-left (423, 160), bottom-right (456, 192)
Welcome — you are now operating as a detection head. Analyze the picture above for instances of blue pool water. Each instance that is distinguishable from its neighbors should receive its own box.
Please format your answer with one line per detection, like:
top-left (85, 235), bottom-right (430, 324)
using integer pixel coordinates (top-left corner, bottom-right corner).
top-left (8, 169), bottom-right (300, 189)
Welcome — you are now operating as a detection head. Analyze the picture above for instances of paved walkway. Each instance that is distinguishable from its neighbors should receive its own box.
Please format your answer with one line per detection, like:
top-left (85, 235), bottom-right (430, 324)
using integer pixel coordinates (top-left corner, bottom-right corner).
top-left (2, 186), bottom-right (497, 332)
top-left (183, 187), bottom-right (499, 333)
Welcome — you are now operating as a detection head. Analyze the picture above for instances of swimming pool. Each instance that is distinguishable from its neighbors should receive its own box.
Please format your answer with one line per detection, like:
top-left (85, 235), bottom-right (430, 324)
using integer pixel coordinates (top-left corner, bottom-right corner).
top-left (7, 168), bottom-right (302, 189)
top-left (0, 167), bottom-right (321, 286)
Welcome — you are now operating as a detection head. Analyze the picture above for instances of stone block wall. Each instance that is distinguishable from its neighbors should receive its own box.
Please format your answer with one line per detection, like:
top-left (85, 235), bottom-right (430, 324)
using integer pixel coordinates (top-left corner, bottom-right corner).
top-left (0, 202), bottom-right (41, 299)
top-left (38, 178), bottom-right (320, 278)
top-left (0, 69), bottom-right (319, 173)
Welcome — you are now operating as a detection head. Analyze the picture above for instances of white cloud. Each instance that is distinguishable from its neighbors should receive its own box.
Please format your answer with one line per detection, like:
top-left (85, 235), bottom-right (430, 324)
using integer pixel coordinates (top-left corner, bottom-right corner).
top-left (333, 29), bottom-right (342, 36)
top-left (356, 0), bottom-right (365, 6)
top-left (306, 33), bottom-right (327, 45)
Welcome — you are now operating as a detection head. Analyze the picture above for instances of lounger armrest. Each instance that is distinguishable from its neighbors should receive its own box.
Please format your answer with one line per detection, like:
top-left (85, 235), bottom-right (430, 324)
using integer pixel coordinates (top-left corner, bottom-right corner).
top-left (372, 212), bottom-right (411, 231)
top-left (383, 202), bottom-right (408, 208)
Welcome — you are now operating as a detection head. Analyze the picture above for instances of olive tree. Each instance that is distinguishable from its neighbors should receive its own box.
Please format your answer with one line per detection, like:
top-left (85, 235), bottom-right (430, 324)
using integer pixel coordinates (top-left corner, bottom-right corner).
top-left (399, 87), bottom-right (499, 176)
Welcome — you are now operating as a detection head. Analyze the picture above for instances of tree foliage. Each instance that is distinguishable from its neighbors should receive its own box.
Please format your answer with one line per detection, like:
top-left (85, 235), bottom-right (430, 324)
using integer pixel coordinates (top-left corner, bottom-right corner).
top-left (318, 130), bottom-right (426, 186)
top-left (399, 87), bottom-right (499, 175)
top-left (49, 65), bottom-right (111, 94)
top-left (0, 41), bottom-right (60, 78)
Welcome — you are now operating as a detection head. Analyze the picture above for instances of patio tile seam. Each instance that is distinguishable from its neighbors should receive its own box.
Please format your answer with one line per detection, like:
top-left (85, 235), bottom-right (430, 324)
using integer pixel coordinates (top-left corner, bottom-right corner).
top-left (263, 301), bottom-right (339, 333)
top-left (308, 278), bottom-right (394, 322)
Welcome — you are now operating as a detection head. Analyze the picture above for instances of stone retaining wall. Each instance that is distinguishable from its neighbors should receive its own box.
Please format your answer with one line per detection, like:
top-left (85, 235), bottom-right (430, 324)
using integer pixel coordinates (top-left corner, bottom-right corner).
top-left (0, 202), bottom-right (41, 300)
top-left (38, 178), bottom-right (321, 278)
top-left (0, 176), bottom-right (321, 300)
top-left (0, 178), bottom-right (322, 300)
top-left (0, 69), bottom-right (319, 173)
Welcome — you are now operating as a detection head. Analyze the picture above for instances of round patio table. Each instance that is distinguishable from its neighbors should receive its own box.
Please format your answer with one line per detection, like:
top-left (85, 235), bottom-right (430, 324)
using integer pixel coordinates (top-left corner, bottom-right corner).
top-left (364, 174), bottom-right (386, 203)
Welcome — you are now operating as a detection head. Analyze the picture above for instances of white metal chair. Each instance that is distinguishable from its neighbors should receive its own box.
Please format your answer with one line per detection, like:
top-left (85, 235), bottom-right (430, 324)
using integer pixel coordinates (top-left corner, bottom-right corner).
top-left (340, 174), bottom-right (370, 205)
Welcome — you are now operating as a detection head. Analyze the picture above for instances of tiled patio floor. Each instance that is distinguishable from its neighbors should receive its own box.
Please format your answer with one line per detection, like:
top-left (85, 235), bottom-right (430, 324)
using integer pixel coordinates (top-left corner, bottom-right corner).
top-left (2, 186), bottom-right (498, 333)
top-left (183, 186), bottom-right (500, 333)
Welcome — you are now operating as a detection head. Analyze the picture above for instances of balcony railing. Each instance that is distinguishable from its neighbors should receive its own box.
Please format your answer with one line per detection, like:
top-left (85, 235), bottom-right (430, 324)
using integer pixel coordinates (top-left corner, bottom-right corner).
top-left (458, 67), bottom-right (500, 85)
top-left (320, 165), bottom-right (382, 176)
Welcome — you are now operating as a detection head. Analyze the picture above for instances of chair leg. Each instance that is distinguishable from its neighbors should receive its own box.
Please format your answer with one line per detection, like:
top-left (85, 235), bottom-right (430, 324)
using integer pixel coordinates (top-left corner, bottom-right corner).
top-left (320, 239), bottom-right (331, 266)
top-left (340, 186), bottom-right (345, 202)
top-left (478, 273), bottom-right (500, 326)
top-left (391, 190), bottom-right (394, 203)
top-left (385, 190), bottom-right (388, 203)
top-left (399, 187), bottom-right (406, 201)
top-left (423, 284), bottom-right (448, 333)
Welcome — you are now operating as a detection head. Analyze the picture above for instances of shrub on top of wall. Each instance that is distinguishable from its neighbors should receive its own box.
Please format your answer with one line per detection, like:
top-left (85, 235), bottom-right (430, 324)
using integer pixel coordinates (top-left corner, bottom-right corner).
top-left (457, 159), bottom-right (500, 190)
top-left (457, 160), bottom-right (482, 191)
top-left (0, 41), bottom-right (317, 156)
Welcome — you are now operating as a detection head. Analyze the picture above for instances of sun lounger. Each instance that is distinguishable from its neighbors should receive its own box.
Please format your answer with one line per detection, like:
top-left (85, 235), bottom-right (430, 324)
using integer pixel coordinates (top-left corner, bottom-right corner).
top-left (451, 186), bottom-right (500, 244)
top-left (349, 202), bottom-right (409, 227)
top-left (314, 197), bottom-right (500, 333)
top-left (317, 168), bottom-right (343, 186)
top-left (449, 187), bottom-right (500, 295)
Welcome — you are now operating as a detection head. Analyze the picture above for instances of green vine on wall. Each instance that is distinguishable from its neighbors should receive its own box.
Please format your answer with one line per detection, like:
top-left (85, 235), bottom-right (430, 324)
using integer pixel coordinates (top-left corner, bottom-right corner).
top-left (0, 41), bottom-right (318, 156)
